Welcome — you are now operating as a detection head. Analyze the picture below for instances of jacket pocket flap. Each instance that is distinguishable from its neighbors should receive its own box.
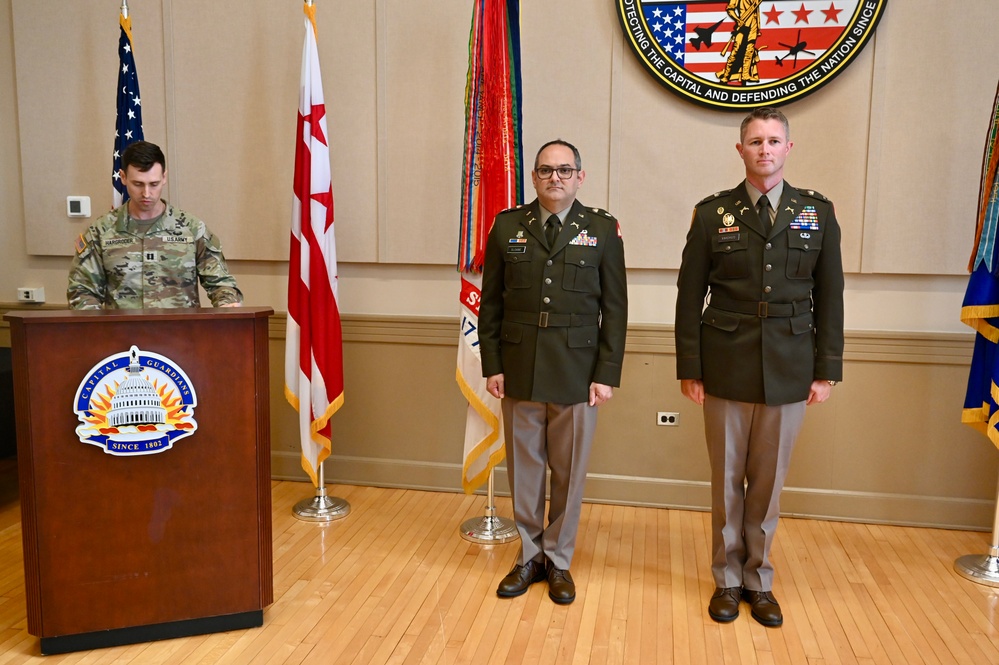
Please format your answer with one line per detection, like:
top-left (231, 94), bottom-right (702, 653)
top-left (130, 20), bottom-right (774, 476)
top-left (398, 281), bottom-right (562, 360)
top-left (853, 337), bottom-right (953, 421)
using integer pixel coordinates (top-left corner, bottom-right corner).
top-left (702, 306), bottom-right (740, 331)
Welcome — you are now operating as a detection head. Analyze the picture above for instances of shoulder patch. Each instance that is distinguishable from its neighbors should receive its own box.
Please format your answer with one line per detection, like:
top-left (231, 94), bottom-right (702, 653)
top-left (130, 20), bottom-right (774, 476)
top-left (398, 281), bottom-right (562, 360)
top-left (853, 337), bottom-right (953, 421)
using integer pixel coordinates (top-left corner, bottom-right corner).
top-left (74, 233), bottom-right (88, 255)
top-left (696, 189), bottom-right (732, 207)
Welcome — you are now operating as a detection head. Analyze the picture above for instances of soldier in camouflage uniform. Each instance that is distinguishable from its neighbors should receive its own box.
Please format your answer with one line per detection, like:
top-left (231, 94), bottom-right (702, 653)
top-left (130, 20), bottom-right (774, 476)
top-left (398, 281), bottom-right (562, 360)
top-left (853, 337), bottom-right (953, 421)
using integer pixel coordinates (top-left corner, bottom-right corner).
top-left (67, 141), bottom-right (242, 309)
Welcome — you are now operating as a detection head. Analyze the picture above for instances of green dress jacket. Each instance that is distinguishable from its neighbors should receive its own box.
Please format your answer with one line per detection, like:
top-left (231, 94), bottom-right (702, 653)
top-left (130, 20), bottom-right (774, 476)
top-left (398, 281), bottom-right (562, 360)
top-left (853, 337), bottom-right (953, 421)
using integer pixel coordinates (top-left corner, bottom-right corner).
top-left (479, 199), bottom-right (628, 405)
top-left (675, 181), bottom-right (844, 405)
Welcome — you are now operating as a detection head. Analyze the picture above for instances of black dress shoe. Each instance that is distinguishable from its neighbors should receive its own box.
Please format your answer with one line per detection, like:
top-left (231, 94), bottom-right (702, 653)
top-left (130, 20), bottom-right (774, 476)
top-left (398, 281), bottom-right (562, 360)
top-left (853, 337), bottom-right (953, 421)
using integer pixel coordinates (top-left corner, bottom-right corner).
top-left (742, 589), bottom-right (783, 627)
top-left (708, 587), bottom-right (742, 622)
top-left (496, 559), bottom-right (546, 598)
top-left (547, 566), bottom-right (576, 605)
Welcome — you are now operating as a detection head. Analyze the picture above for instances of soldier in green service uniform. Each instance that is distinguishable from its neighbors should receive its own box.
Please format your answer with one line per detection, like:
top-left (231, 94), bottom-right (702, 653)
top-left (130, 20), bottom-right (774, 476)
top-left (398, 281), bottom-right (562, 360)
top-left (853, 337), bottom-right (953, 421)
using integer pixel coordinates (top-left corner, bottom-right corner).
top-left (67, 141), bottom-right (242, 309)
top-left (479, 139), bottom-right (628, 605)
top-left (675, 108), bottom-right (844, 628)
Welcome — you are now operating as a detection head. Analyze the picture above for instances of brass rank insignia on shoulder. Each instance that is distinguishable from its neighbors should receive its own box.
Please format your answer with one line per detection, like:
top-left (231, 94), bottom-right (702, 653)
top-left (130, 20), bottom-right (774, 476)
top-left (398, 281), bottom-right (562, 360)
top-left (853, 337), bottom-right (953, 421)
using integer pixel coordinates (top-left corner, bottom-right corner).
top-left (588, 207), bottom-right (616, 221)
top-left (799, 188), bottom-right (829, 203)
top-left (696, 189), bottom-right (732, 207)
top-left (497, 204), bottom-right (526, 215)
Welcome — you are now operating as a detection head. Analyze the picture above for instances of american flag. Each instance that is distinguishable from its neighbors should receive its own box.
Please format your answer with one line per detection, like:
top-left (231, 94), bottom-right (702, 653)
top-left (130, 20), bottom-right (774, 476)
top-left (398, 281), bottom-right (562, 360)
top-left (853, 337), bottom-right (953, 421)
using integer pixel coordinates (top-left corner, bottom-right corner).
top-left (285, 1), bottom-right (345, 487)
top-left (112, 7), bottom-right (144, 207)
top-left (643, 1), bottom-right (858, 83)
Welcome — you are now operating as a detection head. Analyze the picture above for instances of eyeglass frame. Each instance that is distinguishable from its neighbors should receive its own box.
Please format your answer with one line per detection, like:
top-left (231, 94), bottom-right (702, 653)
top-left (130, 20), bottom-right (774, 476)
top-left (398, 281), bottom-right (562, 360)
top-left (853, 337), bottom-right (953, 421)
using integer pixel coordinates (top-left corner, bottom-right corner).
top-left (534, 165), bottom-right (579, 180)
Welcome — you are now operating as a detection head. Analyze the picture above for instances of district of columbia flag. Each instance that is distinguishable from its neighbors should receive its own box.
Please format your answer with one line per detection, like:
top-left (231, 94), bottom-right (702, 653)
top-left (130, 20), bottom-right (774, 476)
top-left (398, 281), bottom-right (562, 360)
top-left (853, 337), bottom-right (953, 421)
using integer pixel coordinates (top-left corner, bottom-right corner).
top-left (457, 273), bottom-right (504, 492)
top-left (285, 1), bottom-right (344, 487)
top-left (112, 4), bottom-right (144, 208)
top-left (456, 0), bottom-right (523, 493)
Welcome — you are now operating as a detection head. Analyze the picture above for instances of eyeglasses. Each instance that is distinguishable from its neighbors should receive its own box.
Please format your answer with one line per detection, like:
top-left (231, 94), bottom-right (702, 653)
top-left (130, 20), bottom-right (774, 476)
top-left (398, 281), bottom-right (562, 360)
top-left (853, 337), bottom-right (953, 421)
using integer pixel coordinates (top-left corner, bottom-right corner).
top-left (535, 166), bottom-right (578, 180)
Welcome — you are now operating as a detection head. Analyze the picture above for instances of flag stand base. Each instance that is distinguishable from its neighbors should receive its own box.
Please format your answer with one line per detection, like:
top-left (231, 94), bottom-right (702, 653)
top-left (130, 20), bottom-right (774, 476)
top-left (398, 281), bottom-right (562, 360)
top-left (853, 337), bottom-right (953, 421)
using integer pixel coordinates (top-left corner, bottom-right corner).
top-left (460, 514), bottom-right (518, 544)
top-left (293, 486), bottom-right (350, 522)
top-left (955, 472), bottom-right (999, 587)
top-left (954, 550), bottom-right (999, 587)
top-left (459, 471), bottom-right (518, 544)
top-left (293, 464), bottom-right (349, 522)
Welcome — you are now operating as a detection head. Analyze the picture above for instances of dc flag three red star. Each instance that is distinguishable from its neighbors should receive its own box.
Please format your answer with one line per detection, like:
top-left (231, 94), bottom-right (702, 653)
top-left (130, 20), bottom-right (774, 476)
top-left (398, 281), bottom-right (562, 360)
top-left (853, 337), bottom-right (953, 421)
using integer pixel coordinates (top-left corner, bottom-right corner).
top-left (285, 1), bottom-right (344, 487)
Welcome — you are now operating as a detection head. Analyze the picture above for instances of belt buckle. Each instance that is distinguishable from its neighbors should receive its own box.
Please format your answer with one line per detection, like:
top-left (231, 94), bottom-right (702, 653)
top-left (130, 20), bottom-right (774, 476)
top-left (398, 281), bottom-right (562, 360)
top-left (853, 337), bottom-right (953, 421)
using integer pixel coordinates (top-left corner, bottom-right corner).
top-left (757, 302), bottom-right (768, 318)
top-left (538, 312), bottom-right (549, 328)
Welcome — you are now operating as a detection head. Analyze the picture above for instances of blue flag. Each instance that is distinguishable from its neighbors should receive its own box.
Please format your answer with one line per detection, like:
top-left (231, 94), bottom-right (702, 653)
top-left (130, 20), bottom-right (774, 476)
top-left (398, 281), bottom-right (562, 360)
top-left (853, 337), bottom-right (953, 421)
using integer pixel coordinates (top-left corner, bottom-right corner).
top-left (961, 80), bottom-right (999, 448)
top-left (112, 8), bottom-right (144, 207)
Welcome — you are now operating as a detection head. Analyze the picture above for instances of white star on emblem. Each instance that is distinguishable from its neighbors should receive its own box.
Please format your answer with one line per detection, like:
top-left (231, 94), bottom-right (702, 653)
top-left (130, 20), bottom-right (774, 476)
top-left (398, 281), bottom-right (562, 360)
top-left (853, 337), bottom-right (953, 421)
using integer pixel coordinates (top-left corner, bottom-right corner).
top-left (653, 8), bottom-right (662, 18)
top-left (674, 7), bottom-right (683, 17)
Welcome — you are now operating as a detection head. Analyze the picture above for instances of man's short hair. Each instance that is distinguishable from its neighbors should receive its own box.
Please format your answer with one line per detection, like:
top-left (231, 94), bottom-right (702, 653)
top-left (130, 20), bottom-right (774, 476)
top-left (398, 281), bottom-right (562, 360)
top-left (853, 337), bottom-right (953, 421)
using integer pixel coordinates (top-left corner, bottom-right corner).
top-left (740, 107), bottom-right (790, 143)
top-left (534, 139), bottom-right (582, 171)
top-left (121, 141), bottom-right (166, 173)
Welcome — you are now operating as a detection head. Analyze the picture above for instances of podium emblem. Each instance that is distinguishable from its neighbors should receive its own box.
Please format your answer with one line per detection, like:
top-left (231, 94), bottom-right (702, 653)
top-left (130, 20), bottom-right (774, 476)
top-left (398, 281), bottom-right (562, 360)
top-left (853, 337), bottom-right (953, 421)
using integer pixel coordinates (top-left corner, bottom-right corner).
top-left (73, 345), bottom-right (199, 456)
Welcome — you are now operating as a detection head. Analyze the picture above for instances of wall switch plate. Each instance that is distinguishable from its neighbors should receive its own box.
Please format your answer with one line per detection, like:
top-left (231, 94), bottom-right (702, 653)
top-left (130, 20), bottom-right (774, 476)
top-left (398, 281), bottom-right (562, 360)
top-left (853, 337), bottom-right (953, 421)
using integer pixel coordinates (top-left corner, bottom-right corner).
top-left (67, 196), bottom-right (91, 218)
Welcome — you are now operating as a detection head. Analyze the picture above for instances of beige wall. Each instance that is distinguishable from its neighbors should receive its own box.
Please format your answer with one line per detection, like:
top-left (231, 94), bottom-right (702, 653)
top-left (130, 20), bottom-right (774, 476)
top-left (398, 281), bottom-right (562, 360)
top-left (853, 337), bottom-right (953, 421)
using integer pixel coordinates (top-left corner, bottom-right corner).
top-left (2, 2), bottom-right (998, 528)
top-left (268, 316), bottom-right (999, 531)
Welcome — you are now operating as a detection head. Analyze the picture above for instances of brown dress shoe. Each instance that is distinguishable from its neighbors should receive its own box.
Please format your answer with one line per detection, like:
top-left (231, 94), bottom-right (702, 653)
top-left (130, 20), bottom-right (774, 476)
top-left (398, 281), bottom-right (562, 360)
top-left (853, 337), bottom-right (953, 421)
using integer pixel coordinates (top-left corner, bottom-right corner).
top-left (547, 566), bottom-right (576, 604)
top-left (496, 559), bottom-right (546, 598)
top-left (742, 589), bottom-right (783, 627)
top-left (708, 587), bottom-right (742, 622)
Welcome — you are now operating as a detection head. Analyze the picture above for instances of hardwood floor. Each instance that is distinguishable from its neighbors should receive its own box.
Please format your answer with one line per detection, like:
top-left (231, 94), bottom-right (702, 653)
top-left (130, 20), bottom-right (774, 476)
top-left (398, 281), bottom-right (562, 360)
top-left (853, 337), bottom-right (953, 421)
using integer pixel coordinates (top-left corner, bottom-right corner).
top-left (0, 458), bottom-right (997, 664)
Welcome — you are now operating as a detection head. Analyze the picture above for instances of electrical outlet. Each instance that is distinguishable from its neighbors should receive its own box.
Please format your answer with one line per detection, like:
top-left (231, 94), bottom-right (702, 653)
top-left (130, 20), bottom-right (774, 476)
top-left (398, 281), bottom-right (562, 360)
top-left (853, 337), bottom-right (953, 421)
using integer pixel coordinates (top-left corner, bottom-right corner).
top-left (17, 287), bottom-right (45, 303)
top-left (657, 411), bottom-right (680, 427)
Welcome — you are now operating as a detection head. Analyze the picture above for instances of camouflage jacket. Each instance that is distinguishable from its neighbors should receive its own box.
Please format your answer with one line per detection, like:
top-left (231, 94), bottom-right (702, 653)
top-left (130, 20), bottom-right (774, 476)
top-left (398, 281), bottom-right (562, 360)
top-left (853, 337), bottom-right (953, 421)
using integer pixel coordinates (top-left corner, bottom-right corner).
top-left (67, 201), bottom-right (243, 309)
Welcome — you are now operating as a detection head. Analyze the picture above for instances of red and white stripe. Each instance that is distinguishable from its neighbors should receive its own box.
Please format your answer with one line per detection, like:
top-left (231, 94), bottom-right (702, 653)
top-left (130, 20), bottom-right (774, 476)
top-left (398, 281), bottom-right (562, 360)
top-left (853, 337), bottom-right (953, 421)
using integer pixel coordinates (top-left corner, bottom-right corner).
top-left (285, 3), bottom-right (344, 487)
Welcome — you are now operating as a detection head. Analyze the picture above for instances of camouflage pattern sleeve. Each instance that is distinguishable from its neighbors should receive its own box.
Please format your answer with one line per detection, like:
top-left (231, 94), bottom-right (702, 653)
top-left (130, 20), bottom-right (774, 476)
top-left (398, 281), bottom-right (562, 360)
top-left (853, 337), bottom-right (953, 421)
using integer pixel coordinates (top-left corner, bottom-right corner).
top-left (67, 226), bottom-right (108, 310)
top-left (194, 223), bottom-right (243, 307)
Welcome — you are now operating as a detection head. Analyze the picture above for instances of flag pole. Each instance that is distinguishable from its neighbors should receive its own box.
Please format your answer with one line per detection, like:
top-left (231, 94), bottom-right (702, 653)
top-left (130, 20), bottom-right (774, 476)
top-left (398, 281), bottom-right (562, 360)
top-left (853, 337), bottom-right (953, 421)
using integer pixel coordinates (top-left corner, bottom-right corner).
top-left (120, 0), bottom-right (128, 19)
top-left (460, 468), bottom-right (518, 544)
top-left (293, 460), bottom-right (350, 522)
top-left (954, 468), bottom-right (999, 586)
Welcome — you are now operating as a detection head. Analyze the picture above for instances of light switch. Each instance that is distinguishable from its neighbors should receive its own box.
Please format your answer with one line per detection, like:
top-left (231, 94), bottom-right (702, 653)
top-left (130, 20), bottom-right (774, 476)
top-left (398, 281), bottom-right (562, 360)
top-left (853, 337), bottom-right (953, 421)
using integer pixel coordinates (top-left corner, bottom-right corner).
top-left (67, 196), bottom-right (91, 218)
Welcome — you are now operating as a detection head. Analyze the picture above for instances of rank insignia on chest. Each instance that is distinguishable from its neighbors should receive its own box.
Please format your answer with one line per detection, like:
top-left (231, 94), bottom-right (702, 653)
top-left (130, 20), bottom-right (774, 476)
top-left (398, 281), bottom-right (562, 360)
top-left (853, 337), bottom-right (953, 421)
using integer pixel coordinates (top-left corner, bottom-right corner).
top-left (143, 250), bottom-right (160, 262)
top-left (569, 230), bottom-right (598, 247)
top-left (789, 205), bottom-right (820, 231)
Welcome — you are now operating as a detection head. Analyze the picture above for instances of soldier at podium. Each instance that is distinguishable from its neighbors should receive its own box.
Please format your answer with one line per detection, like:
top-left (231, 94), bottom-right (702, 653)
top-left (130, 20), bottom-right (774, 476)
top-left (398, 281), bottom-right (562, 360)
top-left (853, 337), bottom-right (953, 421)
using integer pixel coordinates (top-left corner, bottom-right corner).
top-left (67, 140), bottom-right (243, 309)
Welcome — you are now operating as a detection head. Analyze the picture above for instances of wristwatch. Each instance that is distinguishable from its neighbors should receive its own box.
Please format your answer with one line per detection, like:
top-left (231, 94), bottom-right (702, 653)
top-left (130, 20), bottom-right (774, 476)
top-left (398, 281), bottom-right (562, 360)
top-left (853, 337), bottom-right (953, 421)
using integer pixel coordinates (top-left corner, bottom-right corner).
top-left (827, 381), bottom-right (838, 386)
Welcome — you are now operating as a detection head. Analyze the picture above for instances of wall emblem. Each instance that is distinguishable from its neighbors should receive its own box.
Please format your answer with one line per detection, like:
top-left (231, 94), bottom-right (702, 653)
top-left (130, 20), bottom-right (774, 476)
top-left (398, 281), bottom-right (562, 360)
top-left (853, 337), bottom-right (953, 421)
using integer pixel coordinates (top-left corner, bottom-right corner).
top-left (616, 1), bottom-right (886, 109)
top-left (73, 345), bottom-right (198, 456)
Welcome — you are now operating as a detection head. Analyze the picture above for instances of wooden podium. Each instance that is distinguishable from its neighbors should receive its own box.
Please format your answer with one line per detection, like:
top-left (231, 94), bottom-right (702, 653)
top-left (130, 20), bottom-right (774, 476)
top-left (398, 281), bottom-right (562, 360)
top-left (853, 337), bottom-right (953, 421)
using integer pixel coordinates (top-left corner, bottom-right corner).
top-left (5, 307), bottom-right (274, 654)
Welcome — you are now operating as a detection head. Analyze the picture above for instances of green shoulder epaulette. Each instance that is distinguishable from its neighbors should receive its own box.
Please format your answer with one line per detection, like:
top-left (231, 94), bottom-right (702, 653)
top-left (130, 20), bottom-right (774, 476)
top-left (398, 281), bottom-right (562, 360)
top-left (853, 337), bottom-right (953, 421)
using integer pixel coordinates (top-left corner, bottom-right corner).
top-left (496, 204), bottom-right (526, 215)
top-left (696, 189), bottom-right (732, 207)
top-left (585, 206), bottom-right (617, 221)
top-left (798, 188), bottom-right (829, 203)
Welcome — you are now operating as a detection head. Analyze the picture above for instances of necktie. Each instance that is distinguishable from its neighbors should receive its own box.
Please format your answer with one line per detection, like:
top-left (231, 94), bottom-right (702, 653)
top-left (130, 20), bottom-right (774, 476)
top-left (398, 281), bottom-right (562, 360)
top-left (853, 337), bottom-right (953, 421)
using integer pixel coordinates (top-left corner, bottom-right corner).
top-left (545, 214), bottom-right (560, 247)
top-left (757, 196), bottom-right (771, 230)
